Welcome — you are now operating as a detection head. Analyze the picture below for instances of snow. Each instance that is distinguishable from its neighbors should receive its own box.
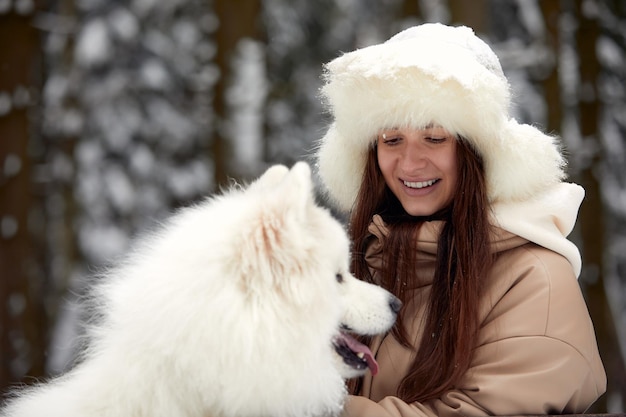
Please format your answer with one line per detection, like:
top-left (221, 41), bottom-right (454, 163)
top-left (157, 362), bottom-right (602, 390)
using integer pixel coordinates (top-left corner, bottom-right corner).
top-left (164, 159), bottom-right (212, 201)
top-left (0, 0), bottom-right (10, 14)
top-left (1, 216), bottom-right (19, 239)
top-left (42, 74), bottom-right (68, 106)
top-left (94, 104), bottom-right (135, 151)
top-left (129, 143), bottom-right (156, 177)
top-left (75, 18), bottom-right (112, 66)
top-left (3, 154), bottom-right (22, 177)
top-left (104, 166), bottom-right (136, 214)
top-left (419, 0), bottom-right (450, 23)
top-left (79, 222), bottom-right (130, 266)
top-left (597, 36), bottom-right (624, 71)
top-left (225, 39), bottom-right (268, 175)
top-left (146, 99), bottom-right (197, 145)
top-left (0, 91), bottom-right (11, 116)
top-left (15, 0), bottom-right (33, 15)
top-left (108, 7), bottom-right (139, 41)
top-left (12, 86), bottom-right (31, 108)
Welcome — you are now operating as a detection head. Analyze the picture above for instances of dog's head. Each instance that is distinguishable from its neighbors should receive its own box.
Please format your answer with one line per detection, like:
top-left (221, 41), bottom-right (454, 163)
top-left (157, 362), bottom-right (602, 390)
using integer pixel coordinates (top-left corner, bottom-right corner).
top-left (230, 162), bottom-right (400, 381)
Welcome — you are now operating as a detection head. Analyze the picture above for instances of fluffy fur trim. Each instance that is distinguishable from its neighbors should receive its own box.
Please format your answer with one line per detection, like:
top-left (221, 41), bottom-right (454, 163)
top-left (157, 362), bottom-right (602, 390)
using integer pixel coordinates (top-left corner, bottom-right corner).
top-left (316, 23), bottom-right (566, 212)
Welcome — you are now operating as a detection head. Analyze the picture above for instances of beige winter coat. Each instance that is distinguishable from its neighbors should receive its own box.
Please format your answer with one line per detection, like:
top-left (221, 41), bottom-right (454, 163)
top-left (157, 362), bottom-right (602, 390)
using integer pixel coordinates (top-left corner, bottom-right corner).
top-left (343, 213), bottom-right (606, 416)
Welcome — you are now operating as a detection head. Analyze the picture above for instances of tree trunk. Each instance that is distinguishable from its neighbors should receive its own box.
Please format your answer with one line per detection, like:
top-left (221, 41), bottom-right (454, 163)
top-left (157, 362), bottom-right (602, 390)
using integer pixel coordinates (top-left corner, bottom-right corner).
top-left (538, 0), bottom-right (563, 134)
top-left (448, 0), bottom-right (488, 30)
top-left (573, 0), bottom-right (625, 411)
top-left (0, 4), bottom-right (47, 392)
top-left (212, 0), bottom-right (262, 188)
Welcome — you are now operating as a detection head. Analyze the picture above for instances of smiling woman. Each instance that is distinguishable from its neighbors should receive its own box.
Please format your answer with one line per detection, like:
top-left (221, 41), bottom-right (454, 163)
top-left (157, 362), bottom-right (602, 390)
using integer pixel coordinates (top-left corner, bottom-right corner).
top-left (314, 22), bottom-right (606, 417)
top-left (376, 126), bottom-right (458, 217)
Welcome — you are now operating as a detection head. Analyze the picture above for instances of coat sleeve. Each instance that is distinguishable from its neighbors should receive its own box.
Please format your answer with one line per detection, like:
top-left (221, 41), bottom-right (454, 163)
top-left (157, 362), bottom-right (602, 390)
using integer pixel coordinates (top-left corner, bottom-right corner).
top-left (342, 247), bottom-right (606, 417)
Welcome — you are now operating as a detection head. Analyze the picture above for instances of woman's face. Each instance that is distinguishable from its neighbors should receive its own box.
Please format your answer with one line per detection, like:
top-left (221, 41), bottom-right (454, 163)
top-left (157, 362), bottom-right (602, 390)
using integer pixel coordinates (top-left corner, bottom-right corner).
top-left (377, 125), bottom-right (458, 217)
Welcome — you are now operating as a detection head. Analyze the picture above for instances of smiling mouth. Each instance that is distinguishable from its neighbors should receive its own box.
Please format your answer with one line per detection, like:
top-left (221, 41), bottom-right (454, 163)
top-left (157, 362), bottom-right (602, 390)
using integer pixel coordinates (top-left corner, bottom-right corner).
top-left (403, 179), bottom-right (440, 189)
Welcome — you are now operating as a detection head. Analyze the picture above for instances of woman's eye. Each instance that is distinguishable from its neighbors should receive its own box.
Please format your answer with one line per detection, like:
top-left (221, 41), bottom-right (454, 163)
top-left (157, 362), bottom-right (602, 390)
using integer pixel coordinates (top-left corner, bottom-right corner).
top-left (381, 135), bottom-right (401, 145)
top-left (426, 137), bottom-right (446, 144)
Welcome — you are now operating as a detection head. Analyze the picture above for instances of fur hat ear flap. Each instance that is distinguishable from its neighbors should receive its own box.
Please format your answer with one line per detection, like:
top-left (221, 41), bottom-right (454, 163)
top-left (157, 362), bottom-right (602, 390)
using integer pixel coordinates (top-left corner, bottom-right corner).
top-left (485, 119), bottom-right (567, 203)
top-left (316, 125), bottom-right (367, 212)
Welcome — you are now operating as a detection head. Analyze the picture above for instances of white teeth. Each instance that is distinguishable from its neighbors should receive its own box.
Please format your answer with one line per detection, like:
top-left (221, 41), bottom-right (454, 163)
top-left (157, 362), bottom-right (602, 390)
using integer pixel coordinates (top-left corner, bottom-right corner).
top-left (403, 179), bottom-right (437, 189)
top-left (356, 352), bottom-right (365, 359)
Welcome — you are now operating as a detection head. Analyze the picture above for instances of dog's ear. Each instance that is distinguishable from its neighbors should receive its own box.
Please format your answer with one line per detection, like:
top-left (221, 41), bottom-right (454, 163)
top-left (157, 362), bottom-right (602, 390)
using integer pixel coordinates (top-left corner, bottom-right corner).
top-left (276, 161), bottom-right (315, 214)
top-left (246, 162), bottom-right (314, 216)
top-left (237, 162), bottom-right (316, 296)
top-left (248, 164), bottom-right (289, 191)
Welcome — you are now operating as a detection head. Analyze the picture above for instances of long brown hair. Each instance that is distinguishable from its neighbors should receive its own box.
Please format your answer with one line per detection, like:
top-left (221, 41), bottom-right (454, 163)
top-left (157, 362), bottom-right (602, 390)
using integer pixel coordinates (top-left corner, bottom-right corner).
top-left (348, 137), bottom-right (494, 402)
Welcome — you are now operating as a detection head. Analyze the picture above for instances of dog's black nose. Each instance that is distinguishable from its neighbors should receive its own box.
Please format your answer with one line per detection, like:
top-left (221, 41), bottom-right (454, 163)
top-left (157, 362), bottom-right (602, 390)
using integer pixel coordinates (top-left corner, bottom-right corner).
top-left (389, 295), bottom-right (402, 314)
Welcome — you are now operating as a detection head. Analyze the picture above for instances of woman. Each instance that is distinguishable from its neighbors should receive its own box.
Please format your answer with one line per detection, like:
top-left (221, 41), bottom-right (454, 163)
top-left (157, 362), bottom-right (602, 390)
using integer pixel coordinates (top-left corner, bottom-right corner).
top-left (315, 23), bottom-right (606, 416)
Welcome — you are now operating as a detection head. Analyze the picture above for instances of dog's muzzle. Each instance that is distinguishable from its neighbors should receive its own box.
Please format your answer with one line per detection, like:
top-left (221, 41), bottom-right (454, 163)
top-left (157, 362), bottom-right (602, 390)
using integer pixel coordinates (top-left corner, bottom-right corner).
top-left (333, 332), bottom-right (378, 375)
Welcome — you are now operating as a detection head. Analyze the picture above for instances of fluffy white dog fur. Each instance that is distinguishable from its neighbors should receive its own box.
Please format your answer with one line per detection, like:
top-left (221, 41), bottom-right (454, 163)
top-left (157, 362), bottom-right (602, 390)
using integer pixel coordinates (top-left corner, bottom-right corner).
top-left (1, 162), bottom-right (399, 417)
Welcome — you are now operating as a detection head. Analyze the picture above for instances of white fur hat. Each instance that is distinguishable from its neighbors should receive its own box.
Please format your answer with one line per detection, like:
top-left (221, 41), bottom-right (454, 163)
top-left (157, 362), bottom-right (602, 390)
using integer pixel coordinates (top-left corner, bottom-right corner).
top-left (316, 23), bottom-right (566, 212)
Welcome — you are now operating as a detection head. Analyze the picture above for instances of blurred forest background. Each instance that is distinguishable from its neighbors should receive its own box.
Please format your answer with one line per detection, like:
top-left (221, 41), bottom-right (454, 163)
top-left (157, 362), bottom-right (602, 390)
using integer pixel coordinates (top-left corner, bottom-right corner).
top-left (0, 0), bottom-right (625, 412)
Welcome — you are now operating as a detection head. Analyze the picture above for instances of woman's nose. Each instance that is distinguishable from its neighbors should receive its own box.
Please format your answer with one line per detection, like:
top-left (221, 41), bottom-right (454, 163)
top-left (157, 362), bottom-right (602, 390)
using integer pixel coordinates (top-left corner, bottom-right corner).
top-left (400, 142), bottom-right (427, 169)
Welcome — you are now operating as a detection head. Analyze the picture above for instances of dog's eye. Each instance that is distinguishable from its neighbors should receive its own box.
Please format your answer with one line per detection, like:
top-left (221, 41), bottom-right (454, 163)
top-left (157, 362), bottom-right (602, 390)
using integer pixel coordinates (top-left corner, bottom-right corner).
top-left (336, 273), bottom-right (344, 283)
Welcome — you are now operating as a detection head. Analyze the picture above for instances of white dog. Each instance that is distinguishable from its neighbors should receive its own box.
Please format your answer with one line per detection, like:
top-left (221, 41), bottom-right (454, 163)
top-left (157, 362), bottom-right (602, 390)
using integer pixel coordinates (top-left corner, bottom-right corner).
top-left (1, 162), bottom-right (400, 417)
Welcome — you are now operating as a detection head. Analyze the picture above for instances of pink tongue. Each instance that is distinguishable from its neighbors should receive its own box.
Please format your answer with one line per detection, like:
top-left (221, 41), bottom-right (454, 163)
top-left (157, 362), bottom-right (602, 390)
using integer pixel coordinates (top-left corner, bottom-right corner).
top-left (342, 333), bottom-right (379, 376)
